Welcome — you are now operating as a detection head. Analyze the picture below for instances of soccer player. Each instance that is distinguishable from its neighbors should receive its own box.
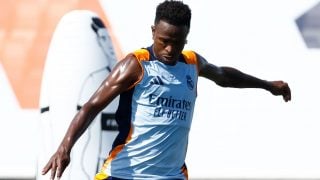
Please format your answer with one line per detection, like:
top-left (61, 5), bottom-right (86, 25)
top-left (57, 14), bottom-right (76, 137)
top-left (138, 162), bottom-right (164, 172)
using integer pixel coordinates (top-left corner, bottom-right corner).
top-left (42, 1), bottom-right (291, 179)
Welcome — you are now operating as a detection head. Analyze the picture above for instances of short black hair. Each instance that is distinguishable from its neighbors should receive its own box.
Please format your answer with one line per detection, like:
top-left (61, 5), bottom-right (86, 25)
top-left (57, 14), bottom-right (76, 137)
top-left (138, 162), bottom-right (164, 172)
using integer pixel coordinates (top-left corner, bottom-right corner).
top-left (155, 0), bottom-right (191, 29)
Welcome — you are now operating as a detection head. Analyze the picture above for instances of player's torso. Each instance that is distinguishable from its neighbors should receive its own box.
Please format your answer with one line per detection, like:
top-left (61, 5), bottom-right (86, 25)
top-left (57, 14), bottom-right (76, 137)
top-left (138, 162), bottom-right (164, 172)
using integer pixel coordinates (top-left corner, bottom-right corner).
top-left (102, 47), bottom-right (198, 179)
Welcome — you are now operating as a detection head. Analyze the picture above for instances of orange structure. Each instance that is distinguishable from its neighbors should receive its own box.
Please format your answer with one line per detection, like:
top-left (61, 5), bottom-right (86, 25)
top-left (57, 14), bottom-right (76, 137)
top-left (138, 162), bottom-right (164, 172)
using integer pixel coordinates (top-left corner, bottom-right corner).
top-left (0, 0), bottom-right (122, 108)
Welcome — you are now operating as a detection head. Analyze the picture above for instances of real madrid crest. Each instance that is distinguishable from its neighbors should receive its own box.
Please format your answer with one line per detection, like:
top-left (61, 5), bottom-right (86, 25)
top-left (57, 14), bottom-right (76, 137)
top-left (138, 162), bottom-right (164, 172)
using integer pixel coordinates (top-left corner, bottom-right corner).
top-left (186, 75), bottom-right (194, 90)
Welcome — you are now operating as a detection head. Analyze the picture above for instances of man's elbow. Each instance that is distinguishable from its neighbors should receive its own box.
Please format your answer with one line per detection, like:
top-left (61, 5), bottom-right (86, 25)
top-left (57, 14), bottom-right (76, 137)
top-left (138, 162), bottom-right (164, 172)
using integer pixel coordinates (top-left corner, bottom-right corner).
top-left (215, 78), bottom-right (233, 87)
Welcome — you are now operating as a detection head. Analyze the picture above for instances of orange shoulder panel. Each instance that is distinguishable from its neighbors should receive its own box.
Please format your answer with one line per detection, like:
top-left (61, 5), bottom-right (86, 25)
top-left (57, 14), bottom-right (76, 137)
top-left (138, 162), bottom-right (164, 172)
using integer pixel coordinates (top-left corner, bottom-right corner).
top-left (127, 49), bottom-right (149, 90)
top-left (182, 50), bottom-right (197, 64)
top-left (132, 49), bottom-right (150, 61)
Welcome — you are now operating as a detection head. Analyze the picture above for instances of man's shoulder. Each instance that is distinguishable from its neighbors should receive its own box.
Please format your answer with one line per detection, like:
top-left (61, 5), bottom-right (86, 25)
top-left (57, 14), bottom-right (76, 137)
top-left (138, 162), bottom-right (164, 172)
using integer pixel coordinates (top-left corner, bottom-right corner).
top-left (132, 48), bottom-right (150, 61)
top-left (182, 50), bottom-right (197, 65)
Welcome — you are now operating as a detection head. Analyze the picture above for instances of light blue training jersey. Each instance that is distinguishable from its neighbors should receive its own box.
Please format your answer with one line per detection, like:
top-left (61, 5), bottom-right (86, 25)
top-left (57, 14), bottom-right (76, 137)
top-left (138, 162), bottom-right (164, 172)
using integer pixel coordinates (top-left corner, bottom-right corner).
top-left (97, 46), bottom-right (198, 180)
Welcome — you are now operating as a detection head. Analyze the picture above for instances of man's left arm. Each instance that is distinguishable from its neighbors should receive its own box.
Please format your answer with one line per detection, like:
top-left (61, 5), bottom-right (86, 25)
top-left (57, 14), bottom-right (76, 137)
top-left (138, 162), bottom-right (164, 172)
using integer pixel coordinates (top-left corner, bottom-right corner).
top-left (197, 53), bottom-right (291, 102)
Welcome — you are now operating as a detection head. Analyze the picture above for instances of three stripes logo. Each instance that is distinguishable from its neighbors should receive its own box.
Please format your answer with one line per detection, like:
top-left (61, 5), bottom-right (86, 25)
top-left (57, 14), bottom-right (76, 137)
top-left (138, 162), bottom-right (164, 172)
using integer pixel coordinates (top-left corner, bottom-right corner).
top-left (150, 76), bottom-right (164, 85)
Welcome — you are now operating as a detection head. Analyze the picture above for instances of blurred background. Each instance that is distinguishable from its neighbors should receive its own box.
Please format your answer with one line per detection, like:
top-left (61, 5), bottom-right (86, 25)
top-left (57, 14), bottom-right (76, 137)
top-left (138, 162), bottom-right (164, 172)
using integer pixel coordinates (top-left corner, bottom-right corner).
top-left (0, 0), bottom-right (320, 179)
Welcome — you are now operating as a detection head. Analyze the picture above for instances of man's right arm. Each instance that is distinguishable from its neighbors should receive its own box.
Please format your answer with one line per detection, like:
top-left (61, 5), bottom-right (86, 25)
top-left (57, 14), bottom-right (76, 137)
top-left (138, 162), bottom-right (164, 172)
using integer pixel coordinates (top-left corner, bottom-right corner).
top-left (41, 54), bottom-right (143, 180)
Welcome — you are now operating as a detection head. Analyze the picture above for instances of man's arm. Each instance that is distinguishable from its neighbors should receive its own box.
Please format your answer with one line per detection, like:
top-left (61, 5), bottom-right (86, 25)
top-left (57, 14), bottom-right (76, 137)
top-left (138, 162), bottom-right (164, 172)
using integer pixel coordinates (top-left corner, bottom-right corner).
top-left (41, 54), bottom-right (143, 180)
top-left (197, 53), bottom-right (291, 102)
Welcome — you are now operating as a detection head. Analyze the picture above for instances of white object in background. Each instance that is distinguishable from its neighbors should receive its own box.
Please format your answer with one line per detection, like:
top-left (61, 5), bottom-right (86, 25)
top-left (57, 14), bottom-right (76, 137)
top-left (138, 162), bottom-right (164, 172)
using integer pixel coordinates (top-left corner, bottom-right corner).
top-left (37, 10), bottom-right (119, 180)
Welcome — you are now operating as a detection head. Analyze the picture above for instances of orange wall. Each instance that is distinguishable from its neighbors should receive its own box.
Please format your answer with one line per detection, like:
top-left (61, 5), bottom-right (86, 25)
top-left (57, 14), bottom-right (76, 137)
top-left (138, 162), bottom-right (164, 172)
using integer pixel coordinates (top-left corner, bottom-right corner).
top-left (0, 0), bottom-right (122, 109)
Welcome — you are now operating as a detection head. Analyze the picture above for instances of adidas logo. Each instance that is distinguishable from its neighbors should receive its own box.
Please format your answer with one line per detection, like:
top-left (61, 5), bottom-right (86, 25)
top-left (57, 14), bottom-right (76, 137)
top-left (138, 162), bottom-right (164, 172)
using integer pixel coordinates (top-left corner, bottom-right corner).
top-left (150, 76), bottom-right (164, 85)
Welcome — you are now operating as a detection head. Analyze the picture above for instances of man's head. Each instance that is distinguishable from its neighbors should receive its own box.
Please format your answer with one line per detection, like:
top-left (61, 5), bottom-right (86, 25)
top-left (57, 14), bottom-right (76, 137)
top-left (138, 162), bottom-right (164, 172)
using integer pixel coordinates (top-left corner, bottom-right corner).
top-left (154, 0), bottom-right (191, 30)
top-left (152, 0), bottom-right (192, 65)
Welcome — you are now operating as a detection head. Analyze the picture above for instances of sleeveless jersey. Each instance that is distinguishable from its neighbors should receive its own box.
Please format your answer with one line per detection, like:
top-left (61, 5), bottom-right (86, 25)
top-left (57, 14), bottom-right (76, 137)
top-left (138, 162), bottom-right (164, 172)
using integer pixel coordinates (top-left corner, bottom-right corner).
top-left (96, 46), bottom-right (198, 180)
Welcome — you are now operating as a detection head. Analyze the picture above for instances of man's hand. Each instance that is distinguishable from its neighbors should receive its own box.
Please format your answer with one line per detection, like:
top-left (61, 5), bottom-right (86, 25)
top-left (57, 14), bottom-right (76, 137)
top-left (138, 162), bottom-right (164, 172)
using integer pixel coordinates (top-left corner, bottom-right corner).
top-left (269, 81), bottom-right (291, 102)
top-left (42, 146), bottom-right (70, 180)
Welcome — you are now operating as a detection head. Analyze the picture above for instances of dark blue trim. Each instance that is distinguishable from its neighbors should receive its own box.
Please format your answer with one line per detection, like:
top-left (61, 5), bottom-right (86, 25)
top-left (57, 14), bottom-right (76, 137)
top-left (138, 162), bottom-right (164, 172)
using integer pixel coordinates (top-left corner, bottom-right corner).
top-left (112, 87), bottom-right (135, 149)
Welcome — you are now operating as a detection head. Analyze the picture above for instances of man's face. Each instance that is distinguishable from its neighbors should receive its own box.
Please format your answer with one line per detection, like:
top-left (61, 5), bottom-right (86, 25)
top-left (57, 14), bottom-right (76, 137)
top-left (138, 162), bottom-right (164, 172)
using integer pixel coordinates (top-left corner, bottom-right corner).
top-left (152, 20), bottom-right (189, 65)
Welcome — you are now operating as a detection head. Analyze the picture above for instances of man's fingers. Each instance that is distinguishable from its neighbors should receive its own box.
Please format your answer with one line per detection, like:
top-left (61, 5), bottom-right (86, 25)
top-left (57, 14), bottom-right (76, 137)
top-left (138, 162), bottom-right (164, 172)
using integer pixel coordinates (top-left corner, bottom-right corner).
top-left (284, 92), bottom-right (291, 102)
top-left (50, 159), bottom-right (57, 180)
top-left (56, 166), bottom-right (65, 180)
top-left (42, 150), bottom-right (70, 179)
top-left (283, 95), bottom-right (290, 102)
top-left (42, 158), bottom-right (53, 175)
top-left (272, 81), bottom-right (291, 102)
top-left (56, 158), bottom-right (66, 179)
top-left (282, 84), bottom-right (291, 102)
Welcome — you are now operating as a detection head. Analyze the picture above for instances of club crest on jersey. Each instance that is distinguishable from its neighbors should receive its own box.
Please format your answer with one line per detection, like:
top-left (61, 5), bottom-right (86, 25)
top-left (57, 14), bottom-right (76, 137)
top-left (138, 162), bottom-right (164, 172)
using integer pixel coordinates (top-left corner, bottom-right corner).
top-left (186, 75), bottom-right (194, 90)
